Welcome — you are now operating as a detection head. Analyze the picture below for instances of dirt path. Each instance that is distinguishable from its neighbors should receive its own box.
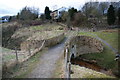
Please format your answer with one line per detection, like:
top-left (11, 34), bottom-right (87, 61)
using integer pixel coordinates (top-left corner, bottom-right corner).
top-left (26, 38), bottom-right (66, 78)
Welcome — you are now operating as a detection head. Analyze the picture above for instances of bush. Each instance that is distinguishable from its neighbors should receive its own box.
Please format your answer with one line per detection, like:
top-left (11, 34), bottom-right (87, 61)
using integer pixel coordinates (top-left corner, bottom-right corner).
top-left (17, 6), bottom-right (39, 21)
top-left (72, 12), bottom-right (87, 27)
top-left (18, 20), bottom-right (44, 26)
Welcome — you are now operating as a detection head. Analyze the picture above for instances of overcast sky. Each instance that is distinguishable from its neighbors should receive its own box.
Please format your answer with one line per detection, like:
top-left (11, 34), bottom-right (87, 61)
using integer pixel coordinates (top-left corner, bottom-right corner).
top-left (0, 0), bottom-right (119, 17)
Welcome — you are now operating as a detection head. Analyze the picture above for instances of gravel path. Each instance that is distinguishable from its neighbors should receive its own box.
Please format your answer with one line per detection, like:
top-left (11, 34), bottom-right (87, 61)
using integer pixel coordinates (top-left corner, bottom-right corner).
top-left (26, 38), bottom-right (66, 78)
top-left (90, 33), bottom-right (118, 54)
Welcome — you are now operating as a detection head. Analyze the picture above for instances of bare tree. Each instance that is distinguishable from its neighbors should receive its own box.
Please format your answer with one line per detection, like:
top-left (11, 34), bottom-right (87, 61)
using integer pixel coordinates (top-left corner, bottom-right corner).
top-left (99, 2), bottom-right (108, 15)
top-left (82, 2), bottom-right (100, 18)
top-left (18, 6), bottom-right (39, 20)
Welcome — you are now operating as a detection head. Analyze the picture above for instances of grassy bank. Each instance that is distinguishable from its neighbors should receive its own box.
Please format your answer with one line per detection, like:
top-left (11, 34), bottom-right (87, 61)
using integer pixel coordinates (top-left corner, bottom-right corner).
top-left (3, 48), bottom-right (48, 78)
top-left (79, 30), bottom-right (118, 49)
top-left (78, 30), bottom-right (118, 76)
top-left (2, 22), bottom-right (65, 66)
top-left (95, 31), bottom-right (118, 49)
top-left (2, 47), bottom-right (15, 62)
top-left (71, 65), bottom-right (113, 78)
top-left (81, 44), bottom-right (117, 70)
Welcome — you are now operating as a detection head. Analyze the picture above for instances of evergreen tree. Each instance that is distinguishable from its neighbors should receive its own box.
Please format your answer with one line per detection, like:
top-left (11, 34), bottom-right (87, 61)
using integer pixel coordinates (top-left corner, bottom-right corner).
top-left (44, 6), bottom-right (51, 19)
top-left (16, 13), bottom-right (20, 19)
top-left (107, 5), bottom-right (116, 25)
top-left (68, 7), bottom-right (77, 21)
top-left (118, 7), bottom-right (120, 22)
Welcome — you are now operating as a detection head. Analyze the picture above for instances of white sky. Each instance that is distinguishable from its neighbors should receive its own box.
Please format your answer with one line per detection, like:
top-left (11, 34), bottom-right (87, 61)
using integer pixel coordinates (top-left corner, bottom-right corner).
top-left (0, 0), bottom-right (119, 17)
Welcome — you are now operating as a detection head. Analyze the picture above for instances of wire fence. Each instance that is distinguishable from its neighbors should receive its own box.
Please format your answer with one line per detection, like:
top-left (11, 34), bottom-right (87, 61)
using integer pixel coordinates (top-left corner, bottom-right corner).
top-left (2, 40), bottom-right (45, 70)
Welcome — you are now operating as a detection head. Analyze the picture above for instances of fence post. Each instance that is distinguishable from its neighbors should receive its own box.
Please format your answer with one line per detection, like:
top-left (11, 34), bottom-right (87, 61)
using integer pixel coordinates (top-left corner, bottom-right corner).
top-left (68, 62), bottom-right (71, 78)
top-left (65, 46), bottom-right (71, 79)
top-left (15, 47), bottom-right (18, 62)
top-left (118, 56), bottom-right (120, 77)
top-left (28, 45), bottom-right (31, 56)
top-left (65, 48), bottom-right (68, 71)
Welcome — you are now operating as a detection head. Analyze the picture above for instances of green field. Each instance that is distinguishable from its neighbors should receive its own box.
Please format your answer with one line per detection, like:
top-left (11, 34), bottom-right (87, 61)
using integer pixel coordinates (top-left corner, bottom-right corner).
top-left (95, 31), bottom-right (118, 49)
top-left (79, 30), bottom-right (118, 49)
top-left (78, 30), bottom-right (118, 73)
top-left (2, 47), bottom-right (16, 62)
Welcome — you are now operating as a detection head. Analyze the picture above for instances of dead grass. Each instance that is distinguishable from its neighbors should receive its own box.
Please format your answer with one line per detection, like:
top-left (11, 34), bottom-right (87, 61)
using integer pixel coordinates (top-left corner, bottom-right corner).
top-left (71, 65), bottom-right (113, 78)
top-left (27, 30), bottom-right (64, 40)
top-left (12, 23), bottom-right (64, 39)
top-left (3, 23), bottom-right (65, 62)
top-left (3, 48), bottom-right (48, 78)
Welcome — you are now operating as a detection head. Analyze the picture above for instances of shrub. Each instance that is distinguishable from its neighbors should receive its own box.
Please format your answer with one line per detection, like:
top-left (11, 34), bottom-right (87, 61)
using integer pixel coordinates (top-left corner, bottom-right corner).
top-left (72, 12), bottom-right (87, 27)
top-left (17, 6), bottom-right (39, 21)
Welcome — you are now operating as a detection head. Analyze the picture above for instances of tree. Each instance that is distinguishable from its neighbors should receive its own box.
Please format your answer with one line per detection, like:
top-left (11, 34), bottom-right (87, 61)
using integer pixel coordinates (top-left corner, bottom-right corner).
top-left (16, 13), bottom-right (20, 19)
top-left (44, 6), bottom-right (51, 19)
top-left (68, 7), bottom-right (77, 21)
top-left (82, 2), bottom-right (89, 18)
top-left (91, 7), bottom-right (101, 18)
top-left (99, 2), bottom-right (108, 15)
top-left (118, 7), bottom-right (120, 22)
top-left (18, 6), bottom-right (39, 20)
top-left (9, 16), bottom-right (17, 21)
top-left (40, 14), bottom-right (45, 21)
top-left (72, 12), bottom-right (87, 26)
top-left (61, 11), bottom-right (69, 22)
top-left (82, 2), bottom-right (100, 18)
top-left (107, 5), bottom-right (116, 25)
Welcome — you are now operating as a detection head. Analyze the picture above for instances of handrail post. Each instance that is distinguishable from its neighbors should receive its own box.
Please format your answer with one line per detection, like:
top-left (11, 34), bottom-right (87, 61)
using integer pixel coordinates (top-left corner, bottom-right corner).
top-left (68, 62), bottom-right (71, 79)
top-left (28, 44), bottom-right (31, 56)
top-left (15, 47), bottom-right (18, 62)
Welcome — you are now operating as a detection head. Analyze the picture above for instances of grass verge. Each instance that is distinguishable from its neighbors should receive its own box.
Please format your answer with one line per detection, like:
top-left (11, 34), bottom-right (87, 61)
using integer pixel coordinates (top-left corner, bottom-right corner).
top-left (95, 31), bottom-right (118, 49)
top-left (79, 30), bottom-right (118, 50)
top-left (4, 48), bottom-right (48, 78)
top-left (81, 44), bottom-right (117, 70)
top-left (71, 65), bottom-right (113, 78)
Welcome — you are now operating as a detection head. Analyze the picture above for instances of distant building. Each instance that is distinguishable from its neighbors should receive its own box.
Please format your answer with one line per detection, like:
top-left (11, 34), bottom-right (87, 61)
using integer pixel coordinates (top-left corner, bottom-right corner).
top-left (1, 16), bottom-right (10, 23)
top-left (50, 7), bottom-right (66, 21)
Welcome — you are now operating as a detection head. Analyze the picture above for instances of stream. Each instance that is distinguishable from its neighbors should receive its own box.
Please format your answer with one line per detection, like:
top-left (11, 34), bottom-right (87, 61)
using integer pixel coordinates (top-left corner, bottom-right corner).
top-left (71, 57), bottom-right (114, 76)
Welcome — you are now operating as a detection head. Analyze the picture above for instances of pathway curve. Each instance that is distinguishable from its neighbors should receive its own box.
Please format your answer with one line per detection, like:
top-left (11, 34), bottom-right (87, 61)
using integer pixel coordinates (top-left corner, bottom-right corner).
top-left (90, 33), bottom-right (118, 54)
top-left (26, 38), bottom-right (67, 78)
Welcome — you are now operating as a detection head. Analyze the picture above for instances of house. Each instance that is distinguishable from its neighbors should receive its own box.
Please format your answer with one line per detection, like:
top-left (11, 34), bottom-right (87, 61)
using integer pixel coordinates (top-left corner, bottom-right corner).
top-left (50, 7), bottom-right (66, 21)
top-left (1, 16), bottom-right (10, 23)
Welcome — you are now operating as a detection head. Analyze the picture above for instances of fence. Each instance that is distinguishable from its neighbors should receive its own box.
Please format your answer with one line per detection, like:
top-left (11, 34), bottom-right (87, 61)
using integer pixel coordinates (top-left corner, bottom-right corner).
top-left (2, 40), bottom-right (45, 71)
top-left (64, 35), bottom-right (104, 79)
top-left (3, 33), bottom-right (65, 72)
top-left (65, 46), bottom-right (71, 79)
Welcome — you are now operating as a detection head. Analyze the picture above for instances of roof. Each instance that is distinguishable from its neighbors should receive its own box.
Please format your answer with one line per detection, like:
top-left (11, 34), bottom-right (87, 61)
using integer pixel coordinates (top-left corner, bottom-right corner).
top-left (2, 16), bottom-right (10, 19)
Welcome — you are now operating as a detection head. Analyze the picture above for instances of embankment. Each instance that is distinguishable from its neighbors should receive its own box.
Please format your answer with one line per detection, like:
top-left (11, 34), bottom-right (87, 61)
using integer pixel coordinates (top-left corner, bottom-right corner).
top-left (2, 33), bottom-right (65, 76)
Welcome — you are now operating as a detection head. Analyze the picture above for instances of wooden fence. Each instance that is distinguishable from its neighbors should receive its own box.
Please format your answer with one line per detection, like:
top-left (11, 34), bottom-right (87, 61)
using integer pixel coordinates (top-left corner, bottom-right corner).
top-left (3, 40), bottom-right (45, 71)
top-left (65, 47), bottom-right (71, 79)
